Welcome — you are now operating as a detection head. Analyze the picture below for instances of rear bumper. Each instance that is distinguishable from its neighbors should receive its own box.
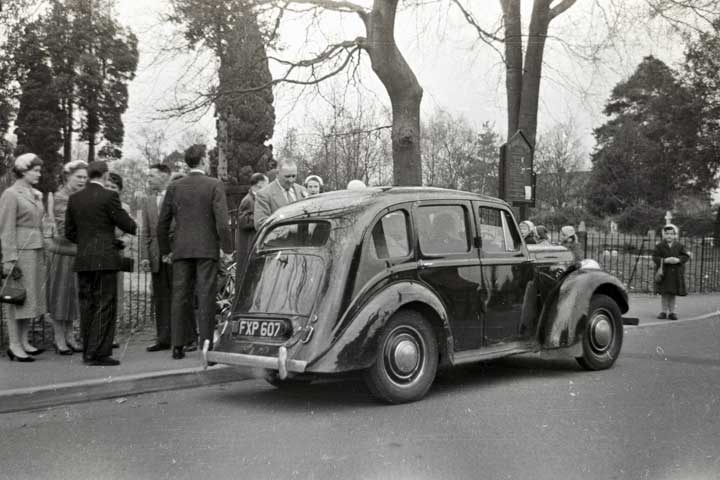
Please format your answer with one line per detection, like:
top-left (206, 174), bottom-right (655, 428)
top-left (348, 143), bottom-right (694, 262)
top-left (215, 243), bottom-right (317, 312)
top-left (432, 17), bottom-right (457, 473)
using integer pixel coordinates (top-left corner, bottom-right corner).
top-left (202, 341), bottom-right (307, 379)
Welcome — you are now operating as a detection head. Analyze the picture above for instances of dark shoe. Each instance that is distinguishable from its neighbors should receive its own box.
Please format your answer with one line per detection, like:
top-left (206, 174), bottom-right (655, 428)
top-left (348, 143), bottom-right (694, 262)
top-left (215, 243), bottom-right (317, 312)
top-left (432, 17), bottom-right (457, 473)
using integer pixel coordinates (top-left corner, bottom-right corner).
top-left (84, 356), bottom-right (120, 366)
top-left (657, 312), bottom-right (667, 319)
top-left (67, 342), bottom-right (83, 353)
top-left (668, 313), bottom-right (678, 320)
top-left (7, 349), bottom-right (35, 362)
top-left (112, 342), bottom-right (120, 349)
top-left (53, 344), bottom-right (73, 356)
top-left (26, 348), bottom-right (46, 356)
top-left (172, 346), bottom-right (185, 359)
top-left (146, 343), bottom-right (171, 352)
top-left (184, 342), bottom-right (198, 353)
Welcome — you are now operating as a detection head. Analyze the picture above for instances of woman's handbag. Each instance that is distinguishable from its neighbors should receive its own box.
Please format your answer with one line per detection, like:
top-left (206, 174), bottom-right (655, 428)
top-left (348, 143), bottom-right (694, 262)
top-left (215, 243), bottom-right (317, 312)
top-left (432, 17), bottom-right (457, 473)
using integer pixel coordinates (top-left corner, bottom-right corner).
top-left (654, 260), bottom-right (664, 284)
top-left (0, 266), bottom-right (26, 305)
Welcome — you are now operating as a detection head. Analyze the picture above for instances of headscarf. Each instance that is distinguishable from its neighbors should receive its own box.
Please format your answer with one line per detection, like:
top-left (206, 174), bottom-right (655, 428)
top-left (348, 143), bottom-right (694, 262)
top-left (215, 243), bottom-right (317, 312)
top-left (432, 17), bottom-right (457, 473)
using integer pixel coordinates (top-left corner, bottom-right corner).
top-left (304, 175), bottom-right (324, 188)
top-left (561, 225), bottom-right (578, 244)
top-left (519, 220), bottom-right (535, 236)
top-left (662, 223), bottom-right (679, 235)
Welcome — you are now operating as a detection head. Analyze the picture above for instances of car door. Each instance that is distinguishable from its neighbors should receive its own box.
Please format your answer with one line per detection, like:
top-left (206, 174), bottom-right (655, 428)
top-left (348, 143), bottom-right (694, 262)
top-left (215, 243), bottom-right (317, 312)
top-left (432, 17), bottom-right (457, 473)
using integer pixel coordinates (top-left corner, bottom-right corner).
top-left (475, 204), bottom-right (536, 347)
top-left (413, 201), bottom-right (484, 351)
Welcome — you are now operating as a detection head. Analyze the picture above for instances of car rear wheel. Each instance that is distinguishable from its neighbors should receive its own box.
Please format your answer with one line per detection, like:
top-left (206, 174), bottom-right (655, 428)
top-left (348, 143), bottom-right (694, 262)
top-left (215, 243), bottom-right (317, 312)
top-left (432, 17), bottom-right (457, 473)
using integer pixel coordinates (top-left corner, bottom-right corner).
top-left (363, 310), bottom-right (438, 404)
top-left (576, 294), bottom-right (623, 371)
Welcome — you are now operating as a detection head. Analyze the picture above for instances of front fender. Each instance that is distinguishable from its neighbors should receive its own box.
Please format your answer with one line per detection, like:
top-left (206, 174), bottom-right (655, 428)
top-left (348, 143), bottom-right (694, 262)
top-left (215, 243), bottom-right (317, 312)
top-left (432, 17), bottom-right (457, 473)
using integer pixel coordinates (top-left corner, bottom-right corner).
top-left (539, 269), bottom-right (628, 349)
top-left (306, 281), bottom-right (450, 373)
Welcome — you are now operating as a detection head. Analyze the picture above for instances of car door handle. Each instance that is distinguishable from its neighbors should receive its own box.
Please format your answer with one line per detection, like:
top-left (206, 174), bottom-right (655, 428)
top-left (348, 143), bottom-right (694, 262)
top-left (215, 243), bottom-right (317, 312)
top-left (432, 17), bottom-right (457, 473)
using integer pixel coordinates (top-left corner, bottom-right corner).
top-left (418, 260), bottom-right (434, 269)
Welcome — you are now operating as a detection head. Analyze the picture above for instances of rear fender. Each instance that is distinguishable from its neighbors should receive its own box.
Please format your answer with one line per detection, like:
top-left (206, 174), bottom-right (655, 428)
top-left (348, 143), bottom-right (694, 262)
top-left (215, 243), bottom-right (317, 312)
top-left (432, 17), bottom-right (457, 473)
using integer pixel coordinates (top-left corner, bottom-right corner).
top-left (538, 269), bottom-right (628, 349)
top-left (307, 281), bottom-right (450, 373)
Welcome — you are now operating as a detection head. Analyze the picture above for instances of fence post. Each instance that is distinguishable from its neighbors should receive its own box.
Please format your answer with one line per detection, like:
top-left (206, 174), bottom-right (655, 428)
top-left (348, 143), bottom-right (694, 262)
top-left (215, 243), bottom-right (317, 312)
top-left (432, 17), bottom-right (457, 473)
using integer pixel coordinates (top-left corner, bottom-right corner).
top-left (578, 221), bottom-right (588, 259)
top-left (700, 237), bottom-right (706, 293)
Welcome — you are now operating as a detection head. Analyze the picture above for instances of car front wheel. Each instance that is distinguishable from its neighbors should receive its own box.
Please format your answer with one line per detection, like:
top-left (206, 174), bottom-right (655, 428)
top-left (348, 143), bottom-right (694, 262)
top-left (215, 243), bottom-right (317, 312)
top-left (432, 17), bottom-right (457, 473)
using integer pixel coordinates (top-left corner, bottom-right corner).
top-left (364, 310), bottom-right (438, 404)
top-left (576, 294), bottom-right (623, 370)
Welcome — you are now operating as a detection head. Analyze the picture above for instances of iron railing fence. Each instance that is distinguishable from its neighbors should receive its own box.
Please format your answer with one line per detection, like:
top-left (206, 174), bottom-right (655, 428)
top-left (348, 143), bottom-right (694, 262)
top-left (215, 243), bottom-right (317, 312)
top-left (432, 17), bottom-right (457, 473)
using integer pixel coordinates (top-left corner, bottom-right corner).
top-left (544, 229), bottom-right (720, 294)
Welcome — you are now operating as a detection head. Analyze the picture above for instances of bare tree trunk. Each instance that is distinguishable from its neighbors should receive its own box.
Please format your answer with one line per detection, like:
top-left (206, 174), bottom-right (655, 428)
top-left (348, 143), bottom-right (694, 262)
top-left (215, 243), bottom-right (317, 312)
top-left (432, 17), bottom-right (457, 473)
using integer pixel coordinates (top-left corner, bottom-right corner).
top-left (500, 0), bottom-right (522, 140)
top-left (63, 100), bottom-right (72, 162)
top-left (517, 0), bottom-right (552, 146)
top-left (500, 0), bottom-right (576, 146)
top-left (364, 0), bottom-right (423, 186)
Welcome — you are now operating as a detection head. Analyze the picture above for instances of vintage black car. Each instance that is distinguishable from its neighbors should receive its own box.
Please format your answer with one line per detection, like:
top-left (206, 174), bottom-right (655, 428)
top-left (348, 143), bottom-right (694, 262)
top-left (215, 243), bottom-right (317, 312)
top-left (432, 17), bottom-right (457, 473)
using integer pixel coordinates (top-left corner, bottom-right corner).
top-left (204, 188), bottom-right (628, 403)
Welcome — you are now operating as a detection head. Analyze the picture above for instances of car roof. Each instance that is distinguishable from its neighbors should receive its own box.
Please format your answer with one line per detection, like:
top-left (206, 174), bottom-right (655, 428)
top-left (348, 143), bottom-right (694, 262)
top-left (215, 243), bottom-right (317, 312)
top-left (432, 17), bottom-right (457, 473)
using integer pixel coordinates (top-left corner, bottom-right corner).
top-left (273, 186), bottom-right (510, 221)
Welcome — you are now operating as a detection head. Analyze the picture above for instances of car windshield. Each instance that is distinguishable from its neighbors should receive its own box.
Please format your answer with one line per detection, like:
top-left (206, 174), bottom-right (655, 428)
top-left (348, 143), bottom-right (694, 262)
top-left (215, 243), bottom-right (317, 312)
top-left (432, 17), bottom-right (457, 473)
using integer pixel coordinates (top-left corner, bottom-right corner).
top-left (236, 252), bottom-right (324, 316)
top-left (260, 221), bottom-right (331, 250)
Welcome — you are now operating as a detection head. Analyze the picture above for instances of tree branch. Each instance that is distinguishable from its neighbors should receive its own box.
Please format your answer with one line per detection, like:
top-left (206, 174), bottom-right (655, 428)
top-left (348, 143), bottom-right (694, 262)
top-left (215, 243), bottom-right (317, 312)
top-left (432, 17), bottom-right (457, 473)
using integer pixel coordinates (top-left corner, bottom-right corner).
top-left (549, 0), bottom-right (577, 20)
top-left (449, 0), bottom-right (504, 42)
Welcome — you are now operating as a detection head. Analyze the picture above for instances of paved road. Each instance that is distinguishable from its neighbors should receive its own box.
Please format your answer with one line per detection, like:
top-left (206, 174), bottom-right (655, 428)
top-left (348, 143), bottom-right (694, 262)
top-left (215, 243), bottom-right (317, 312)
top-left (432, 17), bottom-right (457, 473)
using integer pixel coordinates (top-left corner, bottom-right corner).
top-left (2, 318), bottom-right (719, 480)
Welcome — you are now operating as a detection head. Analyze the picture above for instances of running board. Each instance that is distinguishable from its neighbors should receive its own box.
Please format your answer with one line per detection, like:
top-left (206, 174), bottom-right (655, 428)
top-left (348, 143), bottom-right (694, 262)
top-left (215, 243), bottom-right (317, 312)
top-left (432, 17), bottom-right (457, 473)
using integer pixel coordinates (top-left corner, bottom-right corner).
top-left (452, 342), bottom-right (539, 365)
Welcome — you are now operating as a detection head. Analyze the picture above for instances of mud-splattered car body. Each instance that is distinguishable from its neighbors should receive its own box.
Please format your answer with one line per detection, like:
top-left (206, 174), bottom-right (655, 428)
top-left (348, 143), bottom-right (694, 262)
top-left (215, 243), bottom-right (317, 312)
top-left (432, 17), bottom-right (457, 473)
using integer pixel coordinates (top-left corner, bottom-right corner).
top-left (205, 187), bottom-right (629, 403)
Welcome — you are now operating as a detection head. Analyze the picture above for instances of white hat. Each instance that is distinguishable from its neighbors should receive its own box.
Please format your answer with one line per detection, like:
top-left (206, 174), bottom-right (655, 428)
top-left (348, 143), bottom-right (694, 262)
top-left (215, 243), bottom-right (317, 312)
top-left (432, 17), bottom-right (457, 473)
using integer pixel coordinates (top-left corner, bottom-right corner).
top-left (346, 179), bottom-right (366, 190)
top-left (14, 153), bottom-right (40, 172)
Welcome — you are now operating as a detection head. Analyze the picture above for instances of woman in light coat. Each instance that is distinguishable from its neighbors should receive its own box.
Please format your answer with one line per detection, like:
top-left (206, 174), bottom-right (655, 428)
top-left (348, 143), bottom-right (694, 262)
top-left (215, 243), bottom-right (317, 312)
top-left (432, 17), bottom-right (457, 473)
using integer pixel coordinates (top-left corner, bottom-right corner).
top-left (46, 160), bottom-right (87, 353)
top-left (0, 153), bottom-right (49, 362)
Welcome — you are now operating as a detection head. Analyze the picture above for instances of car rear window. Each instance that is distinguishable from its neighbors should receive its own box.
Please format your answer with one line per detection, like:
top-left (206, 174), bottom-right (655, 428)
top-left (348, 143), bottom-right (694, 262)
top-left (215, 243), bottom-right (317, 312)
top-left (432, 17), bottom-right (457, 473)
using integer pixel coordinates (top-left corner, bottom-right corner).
top-left (237, 253), bottom-right (324, 316)
top-left (260, 221), bottom-right (331, 249)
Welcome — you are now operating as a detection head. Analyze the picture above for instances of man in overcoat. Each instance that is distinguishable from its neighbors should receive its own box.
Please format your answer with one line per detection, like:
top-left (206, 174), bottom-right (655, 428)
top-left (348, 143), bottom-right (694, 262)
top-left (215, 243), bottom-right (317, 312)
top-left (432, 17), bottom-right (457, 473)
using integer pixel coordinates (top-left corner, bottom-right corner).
top-left (158, 145), bottom-right (232, 359)
top-left (254, 160), bottom-right (308, 230)
top-left (65, 161), bottom-right (137, 366)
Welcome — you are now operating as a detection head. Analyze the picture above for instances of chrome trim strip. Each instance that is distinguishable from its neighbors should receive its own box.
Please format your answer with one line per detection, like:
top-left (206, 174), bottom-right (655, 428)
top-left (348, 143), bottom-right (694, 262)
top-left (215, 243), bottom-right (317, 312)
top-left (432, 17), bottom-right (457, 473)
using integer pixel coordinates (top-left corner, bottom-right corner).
top-left (205, 350), bottom-right (308, 373)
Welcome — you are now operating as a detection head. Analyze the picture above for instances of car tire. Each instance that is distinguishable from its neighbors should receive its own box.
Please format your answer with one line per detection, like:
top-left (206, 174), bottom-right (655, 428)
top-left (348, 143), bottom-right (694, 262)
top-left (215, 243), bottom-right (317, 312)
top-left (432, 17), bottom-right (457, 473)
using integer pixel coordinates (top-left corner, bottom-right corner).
top-left (363, 310), bottom-right (438, 404)
top-left (576, 294), bottom-right (623, 371)
top-left (264, 371), bottom-right (314, 389)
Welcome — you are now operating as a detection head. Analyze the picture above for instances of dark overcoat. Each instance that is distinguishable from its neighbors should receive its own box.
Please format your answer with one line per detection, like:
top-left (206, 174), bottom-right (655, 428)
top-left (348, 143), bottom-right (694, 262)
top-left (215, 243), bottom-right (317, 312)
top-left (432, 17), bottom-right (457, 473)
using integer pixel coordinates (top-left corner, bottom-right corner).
top-left (157, 172), bottom-right (232, 260)
top-left (652, 240), bottom-right (690, 296)
top-left (65, 182), bottom-right (137, 271)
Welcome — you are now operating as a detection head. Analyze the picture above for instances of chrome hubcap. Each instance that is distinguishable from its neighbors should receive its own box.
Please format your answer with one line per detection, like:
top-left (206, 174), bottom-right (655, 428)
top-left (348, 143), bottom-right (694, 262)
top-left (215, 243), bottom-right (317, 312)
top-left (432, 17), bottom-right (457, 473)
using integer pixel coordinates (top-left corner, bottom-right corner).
top-left (383, 326), bottom-right (425, 385)
top-left (393, 340), bottom-right (420, 375)
top-left (590, 312), bottom-right (613, 352)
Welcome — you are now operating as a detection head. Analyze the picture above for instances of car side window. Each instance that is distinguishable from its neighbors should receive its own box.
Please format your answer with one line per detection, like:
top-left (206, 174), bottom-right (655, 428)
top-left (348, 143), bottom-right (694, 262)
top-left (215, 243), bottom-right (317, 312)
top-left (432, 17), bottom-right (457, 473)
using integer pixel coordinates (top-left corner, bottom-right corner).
top-left (416, 205), bottom-right (469, 255)
top-left (370, 210), bottom-right (410, 259)
top-left (478, 207), bottom-right (506, 253)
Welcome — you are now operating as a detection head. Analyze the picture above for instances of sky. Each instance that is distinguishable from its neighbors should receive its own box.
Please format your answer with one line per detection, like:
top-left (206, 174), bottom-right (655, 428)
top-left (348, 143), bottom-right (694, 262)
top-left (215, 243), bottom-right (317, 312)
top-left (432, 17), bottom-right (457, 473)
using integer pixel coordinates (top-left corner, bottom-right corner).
top-left (113, 0), bottom-right (690, 162)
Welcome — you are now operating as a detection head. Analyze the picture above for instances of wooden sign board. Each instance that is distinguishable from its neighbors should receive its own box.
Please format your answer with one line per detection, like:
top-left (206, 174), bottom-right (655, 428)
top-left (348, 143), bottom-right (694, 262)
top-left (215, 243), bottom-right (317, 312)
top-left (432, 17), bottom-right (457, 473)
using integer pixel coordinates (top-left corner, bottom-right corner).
top-left (499, 130), bottom-right (535, 206)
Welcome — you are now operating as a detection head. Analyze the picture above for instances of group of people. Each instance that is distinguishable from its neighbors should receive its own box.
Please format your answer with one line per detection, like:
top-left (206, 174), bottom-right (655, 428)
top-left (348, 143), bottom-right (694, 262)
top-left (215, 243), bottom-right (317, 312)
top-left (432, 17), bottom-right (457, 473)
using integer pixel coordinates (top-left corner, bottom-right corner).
top-left (0, 155), bottom-right (136, 363)
top-left (0, 146), bottom-right (343, 365)
top-left (518, 220), bottom-right (583, 261)
top-left (0, 146), bottom-right (233, 365)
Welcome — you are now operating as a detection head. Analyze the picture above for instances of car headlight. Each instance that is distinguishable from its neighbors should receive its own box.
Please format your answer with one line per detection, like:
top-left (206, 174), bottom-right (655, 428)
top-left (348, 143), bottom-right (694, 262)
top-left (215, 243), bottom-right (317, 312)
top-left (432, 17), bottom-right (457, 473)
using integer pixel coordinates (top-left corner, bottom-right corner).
top-left (579, 259), bottom-right (601, 270)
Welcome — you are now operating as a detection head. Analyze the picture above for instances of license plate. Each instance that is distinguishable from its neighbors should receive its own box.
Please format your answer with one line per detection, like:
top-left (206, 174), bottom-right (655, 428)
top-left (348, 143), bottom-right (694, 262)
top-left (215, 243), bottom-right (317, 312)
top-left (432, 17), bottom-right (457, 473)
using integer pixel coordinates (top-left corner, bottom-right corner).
top-left (237, 319), bottom-right (286, 338)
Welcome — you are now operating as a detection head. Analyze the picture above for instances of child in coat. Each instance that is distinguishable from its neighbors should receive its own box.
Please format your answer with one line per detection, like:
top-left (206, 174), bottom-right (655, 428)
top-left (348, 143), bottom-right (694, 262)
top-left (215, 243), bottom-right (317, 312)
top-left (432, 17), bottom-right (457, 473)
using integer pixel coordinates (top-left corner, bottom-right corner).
top-left (652, 224), bottom-right (690, 320)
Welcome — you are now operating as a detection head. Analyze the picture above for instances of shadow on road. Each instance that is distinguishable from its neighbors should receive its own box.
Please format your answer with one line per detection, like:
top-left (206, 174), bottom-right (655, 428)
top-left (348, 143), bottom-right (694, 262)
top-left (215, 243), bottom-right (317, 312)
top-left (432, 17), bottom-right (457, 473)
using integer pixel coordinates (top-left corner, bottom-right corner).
top-left (210, 355), bottom-right (585, 410)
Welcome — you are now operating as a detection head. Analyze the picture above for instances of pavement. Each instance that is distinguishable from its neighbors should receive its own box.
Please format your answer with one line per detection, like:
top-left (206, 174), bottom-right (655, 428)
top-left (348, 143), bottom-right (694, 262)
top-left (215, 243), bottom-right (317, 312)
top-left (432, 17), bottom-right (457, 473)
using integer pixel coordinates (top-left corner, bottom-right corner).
top-left (1, 293), bottom-right (719, 415)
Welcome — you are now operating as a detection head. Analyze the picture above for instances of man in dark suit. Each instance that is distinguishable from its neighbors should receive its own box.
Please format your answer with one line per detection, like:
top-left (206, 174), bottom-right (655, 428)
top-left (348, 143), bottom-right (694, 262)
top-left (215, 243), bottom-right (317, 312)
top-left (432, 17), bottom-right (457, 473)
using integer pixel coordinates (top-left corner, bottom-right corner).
top-left (254, 160), bottom-right (308, 230)
top-left (65, 161), bottom-right (137, 366)
top-left (236, 172), bottom-right (268, 277)
top-left (158, 144), bottom-right (232, 359)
